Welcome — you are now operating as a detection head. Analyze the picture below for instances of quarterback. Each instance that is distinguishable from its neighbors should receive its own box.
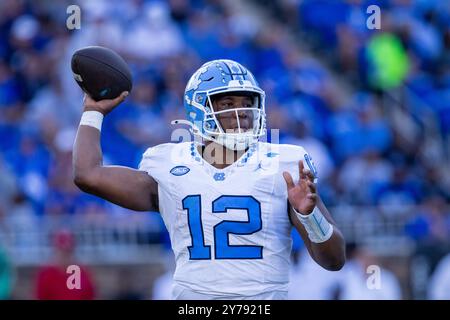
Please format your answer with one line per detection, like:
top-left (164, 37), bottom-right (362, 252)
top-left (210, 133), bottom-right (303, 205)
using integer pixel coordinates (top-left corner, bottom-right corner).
top-left (73, 59), bottom-right (345, 299)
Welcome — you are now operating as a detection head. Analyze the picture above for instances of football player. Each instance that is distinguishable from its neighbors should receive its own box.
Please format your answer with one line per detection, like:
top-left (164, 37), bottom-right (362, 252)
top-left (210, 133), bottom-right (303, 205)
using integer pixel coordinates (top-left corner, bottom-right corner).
top-left (73, 59), bottom-right (345, 299)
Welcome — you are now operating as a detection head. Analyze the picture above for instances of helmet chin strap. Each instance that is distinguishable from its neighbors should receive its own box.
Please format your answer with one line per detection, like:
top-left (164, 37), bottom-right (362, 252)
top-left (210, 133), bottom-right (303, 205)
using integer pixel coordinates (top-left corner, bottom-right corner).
top-left (215, 132), bottom-right (257, 151)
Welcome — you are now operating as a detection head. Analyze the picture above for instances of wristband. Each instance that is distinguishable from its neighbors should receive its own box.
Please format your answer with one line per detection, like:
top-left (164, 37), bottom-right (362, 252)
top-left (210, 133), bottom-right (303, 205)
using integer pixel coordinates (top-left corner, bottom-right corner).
top-left (79, 111), bottom-right (104, 131)
top-left (294, 206), bottom-right (333, 243)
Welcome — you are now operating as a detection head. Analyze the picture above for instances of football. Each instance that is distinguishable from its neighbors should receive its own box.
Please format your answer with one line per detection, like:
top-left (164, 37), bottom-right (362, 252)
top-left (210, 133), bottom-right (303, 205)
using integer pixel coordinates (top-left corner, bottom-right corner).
top-left (71, 46), bottom-right (132, 101)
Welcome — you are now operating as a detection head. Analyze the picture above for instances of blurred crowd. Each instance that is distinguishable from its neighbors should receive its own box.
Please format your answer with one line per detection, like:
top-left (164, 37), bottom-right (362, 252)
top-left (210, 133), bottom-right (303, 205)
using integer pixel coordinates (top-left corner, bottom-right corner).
top-left (0, 0), bottom-right (449, 299)
top-left (263, 0), bottom-right (450, 243)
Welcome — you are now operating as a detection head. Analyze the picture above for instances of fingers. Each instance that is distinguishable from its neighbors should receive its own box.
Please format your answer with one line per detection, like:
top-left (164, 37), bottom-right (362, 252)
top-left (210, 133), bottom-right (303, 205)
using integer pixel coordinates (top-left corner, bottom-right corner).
top-left (97, 91), bottom-right (129, 109)
top-left (83, 93), bottom-right (94, 104)
top-left (306, 181), bottom-right (317, 202)
top-left (307, 180), bottom-right (317, 193)
top-left (283, 171), bottom-right (295, 190)
top-left (298, 160), bottom-right (305, 180)
top-left (113, 91), bottom-right (129, 104)
top-left (304, 168), bottom-right (315, 183)
top-left (298, 159), bottom-right (315, 183)
top-left (307, 193), bottom-right (317, 201)
top-left (287, 160), bottom-right (317, 194)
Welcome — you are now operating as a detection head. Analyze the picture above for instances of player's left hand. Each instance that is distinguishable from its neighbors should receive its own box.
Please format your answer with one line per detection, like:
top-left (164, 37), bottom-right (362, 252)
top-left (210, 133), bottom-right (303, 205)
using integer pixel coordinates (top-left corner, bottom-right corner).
top-left (283, 160), bottom-right (317, 215)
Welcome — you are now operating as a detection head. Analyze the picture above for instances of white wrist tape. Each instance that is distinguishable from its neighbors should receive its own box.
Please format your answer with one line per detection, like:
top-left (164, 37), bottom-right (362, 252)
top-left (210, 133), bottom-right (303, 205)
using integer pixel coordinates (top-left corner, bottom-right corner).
top-left (294, 206), bottom-right (333, 243)
top-left (80, 111), bottom-right (104, 131)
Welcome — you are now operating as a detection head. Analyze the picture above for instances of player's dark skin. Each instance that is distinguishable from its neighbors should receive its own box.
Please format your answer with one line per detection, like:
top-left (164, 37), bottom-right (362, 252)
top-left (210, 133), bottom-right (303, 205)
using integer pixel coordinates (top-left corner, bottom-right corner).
top-left (73, 91), bottom-right (345, 271)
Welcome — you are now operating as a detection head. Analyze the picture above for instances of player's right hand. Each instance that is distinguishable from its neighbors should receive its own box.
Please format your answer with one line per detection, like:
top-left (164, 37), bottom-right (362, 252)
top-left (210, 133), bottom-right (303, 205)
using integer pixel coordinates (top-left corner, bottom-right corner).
top-left (83, 91), bottom-right (129, 115)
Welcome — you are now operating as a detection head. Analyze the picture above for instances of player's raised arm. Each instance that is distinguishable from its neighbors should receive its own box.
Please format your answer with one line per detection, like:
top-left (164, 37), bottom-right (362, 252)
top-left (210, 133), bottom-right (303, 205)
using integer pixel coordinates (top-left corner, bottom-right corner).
top-left (283, 160), bottom-right (346, 271)
top-left (73, 93), bottom-right (159, 212)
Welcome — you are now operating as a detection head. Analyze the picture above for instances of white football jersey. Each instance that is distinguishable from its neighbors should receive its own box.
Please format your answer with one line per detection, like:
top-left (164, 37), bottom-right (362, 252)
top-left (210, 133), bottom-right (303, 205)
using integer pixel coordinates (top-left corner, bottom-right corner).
top-left (139, 141), bottom-right (316, 299)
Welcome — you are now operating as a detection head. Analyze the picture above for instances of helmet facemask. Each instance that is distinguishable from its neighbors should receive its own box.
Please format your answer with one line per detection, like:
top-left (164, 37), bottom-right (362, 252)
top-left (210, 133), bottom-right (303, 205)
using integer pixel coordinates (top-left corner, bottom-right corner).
top-left (202, 91), bottom-right (266, 151)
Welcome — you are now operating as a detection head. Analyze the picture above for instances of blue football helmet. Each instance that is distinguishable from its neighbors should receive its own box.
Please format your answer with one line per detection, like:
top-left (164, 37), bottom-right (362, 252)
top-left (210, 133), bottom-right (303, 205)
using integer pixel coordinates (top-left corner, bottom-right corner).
top-left (174, 59), bottom-right (266, 151)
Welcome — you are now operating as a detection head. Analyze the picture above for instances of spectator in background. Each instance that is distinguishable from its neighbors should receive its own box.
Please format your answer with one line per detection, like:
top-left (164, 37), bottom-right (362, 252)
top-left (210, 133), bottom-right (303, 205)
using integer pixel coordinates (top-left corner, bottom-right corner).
top-left (365, 32), bottom-right (410, 91)
top-left (152, 254), bottom-right (175, 300)
top-left (288, 247), bottom-right (341, 300)
top-left (428, 253), bottom-right (450, 299)
top-left (0, 157), bottom-right (17, 206)
top-left (374, 163), bottom-right (422, 216)
top-left (287, 228), bottom-right (341, 300)
top-left (112, 267), bottom-right (145, 300)
top-left (35, 229), bottom-right (96, 300)
top-left (405, 195), bottom-right (450, 245)
top-left (337, 243), bottom-right (402, 300)
top-left (124, 1), bottom-right (184, 60)
top-left (105, 76), bottom-right (168, 157)
top-left (338, 150), bottom-right (393, 205)
top-left (288, 234), bottom-right (402, 300)
top-left (0, 245), bottom-right (14, 300)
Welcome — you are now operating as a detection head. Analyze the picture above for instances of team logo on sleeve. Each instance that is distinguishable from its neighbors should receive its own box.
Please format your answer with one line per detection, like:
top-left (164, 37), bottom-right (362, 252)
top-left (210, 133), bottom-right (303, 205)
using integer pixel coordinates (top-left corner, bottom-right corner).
top-left (170, 166), bottom-right (190, 176)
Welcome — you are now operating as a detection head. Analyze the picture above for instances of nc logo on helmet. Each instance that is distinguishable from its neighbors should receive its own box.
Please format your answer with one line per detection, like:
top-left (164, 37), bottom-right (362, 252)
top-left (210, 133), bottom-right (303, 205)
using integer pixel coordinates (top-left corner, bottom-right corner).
top-left (185, 65), bottom-right (209, 91)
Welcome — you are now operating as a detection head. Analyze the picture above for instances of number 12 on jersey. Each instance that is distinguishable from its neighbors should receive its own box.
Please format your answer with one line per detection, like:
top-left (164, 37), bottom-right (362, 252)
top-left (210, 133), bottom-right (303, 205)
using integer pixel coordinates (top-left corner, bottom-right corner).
top-left (183, 195), bottom-right (263, 260)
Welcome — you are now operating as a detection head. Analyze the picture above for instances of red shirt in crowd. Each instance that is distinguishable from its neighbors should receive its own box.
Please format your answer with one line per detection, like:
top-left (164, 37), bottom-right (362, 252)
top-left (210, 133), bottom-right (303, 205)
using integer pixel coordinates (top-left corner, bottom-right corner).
top-left (35, 265), bottom-right (95, 300)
